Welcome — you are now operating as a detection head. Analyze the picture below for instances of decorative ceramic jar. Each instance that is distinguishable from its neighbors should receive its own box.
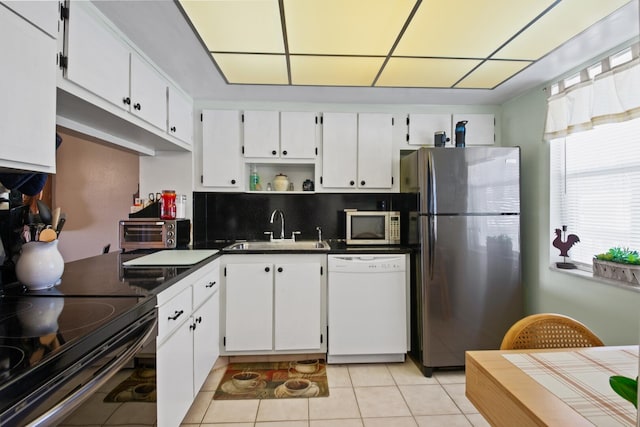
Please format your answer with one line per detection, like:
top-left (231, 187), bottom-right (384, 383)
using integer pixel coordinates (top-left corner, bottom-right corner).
top-left (16, 240), bottom-right (64, 290)
top-left (273, 173), bottom-right (289, 191)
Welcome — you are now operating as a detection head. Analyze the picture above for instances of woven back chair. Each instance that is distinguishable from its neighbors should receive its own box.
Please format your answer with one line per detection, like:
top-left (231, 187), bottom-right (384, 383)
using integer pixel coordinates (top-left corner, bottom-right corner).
top-left (500, 313), bottom-right (604, 350)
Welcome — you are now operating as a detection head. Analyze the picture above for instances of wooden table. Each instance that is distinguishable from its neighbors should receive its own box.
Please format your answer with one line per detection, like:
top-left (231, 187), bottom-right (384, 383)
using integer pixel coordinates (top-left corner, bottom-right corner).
top-left (465, 346), bottom-right (638, 427)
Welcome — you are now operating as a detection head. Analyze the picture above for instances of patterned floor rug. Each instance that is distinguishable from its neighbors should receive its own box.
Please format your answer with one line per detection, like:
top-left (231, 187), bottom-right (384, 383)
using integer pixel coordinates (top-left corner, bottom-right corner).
top-left (104, 368), bottom-right (156, 402)
top-left (214, 359), bottom-right (329, 400)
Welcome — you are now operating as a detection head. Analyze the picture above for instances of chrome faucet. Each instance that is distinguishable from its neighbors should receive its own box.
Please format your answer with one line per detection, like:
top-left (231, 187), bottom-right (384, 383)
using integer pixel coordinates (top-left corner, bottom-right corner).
top-left (269, 209), bottom-right (285, 240)
top-left (316, 226), bottom-right (322, 242)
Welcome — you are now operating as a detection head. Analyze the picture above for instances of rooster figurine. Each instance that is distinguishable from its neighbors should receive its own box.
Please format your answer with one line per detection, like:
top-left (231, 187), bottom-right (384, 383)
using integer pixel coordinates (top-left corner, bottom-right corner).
top-left (552, 226), bottom-right (579, 269)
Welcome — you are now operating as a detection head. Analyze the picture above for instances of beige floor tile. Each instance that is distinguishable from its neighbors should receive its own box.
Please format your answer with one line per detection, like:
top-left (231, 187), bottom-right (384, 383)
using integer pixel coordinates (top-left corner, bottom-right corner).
top-left (60, 392), bottom-right (121, 425)
top-left (201, 366), bottom-right (226, 392)
top-left (104, 401), bottom-right (157, 425)
top-left (387, 360), bottom-right (438, 385)
top-left (309, 387), bottom-right (361, 420)
top-left (415, 414), bottom-right (472, 426)
top-left (433, 369), bottom-right (466, 384)
top-left (310, 419), bottom-right (364, 427)
top-left (326, 364), bottom-right (352, 388)
top-left (399, 384), bottom-right (461, 416)
top-left (354, 386), bottom-right (411, 418)
top-left (348, 364), bottom-right (394, 387)
top-left (202, 399), bottom-right (260, 423)
top-left (198, 424), bottom-right (253, 427)
top-left (465, 413), bottom-right (492, 427)
top-left (255, 421), bottom-right (309, 426)
top-left (256, 397), bottom-right (309, 421)
top-left (181, 391), bottom-right (213, 423)
top-left (443, 383), bottom-right (478, 414)
top-left (363, 416), bottom-right (418, 426)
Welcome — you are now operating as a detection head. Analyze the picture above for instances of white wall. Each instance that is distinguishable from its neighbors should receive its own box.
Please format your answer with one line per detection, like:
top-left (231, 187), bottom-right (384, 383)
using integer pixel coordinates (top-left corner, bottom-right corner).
top-left (501, 84), bottom-right (640, 345)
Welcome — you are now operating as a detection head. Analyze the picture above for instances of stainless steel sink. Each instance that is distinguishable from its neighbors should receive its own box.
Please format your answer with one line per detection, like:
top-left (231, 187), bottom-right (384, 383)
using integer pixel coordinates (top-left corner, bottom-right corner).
top-left (223, 240), bottom-right (331, 252)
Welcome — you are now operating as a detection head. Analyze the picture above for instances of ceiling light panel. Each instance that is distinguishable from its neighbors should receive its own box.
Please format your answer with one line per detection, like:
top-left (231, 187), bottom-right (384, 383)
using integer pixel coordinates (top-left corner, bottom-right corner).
top-left (283, 0), bottom-right (416, 55)
top-left (179, 0), bottom-right (284, 53)
top-left (455, 60), bottom-right (532, 89)
top-left (493, 0), bottom-right (633, 60)
top-left (376, 58), bottom-right (481, 88)
top-left (213, 53), bottom-right (288, 84)
top-left (394, 0), bottom-right (556, 58)
top-left (290, 56), bottom-right (385, 86)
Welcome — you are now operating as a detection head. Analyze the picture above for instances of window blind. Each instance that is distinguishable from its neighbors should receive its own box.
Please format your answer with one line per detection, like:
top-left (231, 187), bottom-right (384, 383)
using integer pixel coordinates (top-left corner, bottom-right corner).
top-left (549, 117), bottom-right (640, 266)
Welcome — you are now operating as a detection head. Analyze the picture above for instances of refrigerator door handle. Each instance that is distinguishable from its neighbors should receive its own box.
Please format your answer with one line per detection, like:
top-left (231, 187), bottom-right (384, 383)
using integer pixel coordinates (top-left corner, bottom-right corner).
top-left (429, 216), bottom-right (436, 280)
top-left (428, 151), bottom-right (436, 213)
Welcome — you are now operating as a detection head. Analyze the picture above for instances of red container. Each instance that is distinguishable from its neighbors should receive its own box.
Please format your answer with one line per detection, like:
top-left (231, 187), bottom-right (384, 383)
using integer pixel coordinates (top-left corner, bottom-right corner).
top-left (160, 190), bottom-right (176, 219)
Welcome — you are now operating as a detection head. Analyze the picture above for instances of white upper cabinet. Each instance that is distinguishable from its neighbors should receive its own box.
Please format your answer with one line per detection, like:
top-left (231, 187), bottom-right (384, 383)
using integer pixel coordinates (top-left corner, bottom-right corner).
top-left (280, 111), bottom-right (318, 159)
top-left (66, 2), bottom-right (130, 111)
top-left (130, 53), bottom-right (168, 130)
top-left (3, 0), bottom-right (58, 37)
top-left (407, 114), bottom-right (452, 146)
top-left (243, 111), bottom-right (317, 160)
top-left (243, 110), bottom-right (280, 158)
top-left (0, 3), bottom-right (57, 173)
top-left (452, 113), bottom-right (495, 145)
top-left (321, 113), bottom-right (358, 189)
top-left (357, 113), bottom-right (394, 189)
top-left (202, 110), bottom-right (243, 189)
top-left (321, 113), bottom-right (394, 190)
top-left (167, 84), bottom-right (193, 145)
top-left (60, 1), bottom-right (192, 152)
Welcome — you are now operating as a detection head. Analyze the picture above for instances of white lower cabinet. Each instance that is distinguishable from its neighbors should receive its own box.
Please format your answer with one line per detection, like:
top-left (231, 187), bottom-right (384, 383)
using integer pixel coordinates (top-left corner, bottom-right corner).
top-left (156, 259), bottom-right (220, 427)
top-left (221, 254), bottom-right (326, 355)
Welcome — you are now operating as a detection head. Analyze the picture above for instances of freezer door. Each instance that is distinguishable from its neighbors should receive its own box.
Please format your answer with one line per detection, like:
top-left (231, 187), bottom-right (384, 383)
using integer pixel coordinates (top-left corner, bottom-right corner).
top-left (420, 214), bottom-right (522, 368)
top-left (420, 147), bottom-right (520, 214)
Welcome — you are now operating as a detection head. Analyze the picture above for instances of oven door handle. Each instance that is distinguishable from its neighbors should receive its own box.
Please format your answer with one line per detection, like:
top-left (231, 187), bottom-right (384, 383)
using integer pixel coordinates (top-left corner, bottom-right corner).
top-left (26, 314), bottom-right (158, 427)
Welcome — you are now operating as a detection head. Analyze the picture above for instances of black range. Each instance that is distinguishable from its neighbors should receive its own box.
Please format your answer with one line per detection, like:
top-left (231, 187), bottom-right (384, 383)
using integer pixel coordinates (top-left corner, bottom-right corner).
top-left (0, 251), bottom-right (195, 427)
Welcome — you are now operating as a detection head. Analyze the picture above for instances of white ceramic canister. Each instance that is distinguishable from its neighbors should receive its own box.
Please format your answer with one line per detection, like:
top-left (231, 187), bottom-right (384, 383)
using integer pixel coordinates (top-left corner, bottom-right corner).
top-left (175, 194), bottom-right (187, 219)
top-left (273, 173), bottom-right (289, 191)
top-left (15, 240), bottom-right (64, 290)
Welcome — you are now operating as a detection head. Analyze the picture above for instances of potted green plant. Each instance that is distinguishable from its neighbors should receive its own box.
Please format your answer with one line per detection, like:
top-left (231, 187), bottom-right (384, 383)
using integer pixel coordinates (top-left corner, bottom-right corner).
top-left (593, 247), bottom-right (640, 285)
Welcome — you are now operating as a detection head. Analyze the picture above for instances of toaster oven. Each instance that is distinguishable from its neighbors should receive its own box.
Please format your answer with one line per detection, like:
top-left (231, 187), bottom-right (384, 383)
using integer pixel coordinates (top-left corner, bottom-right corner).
top-left (119, 219), bottom-right (190, 251)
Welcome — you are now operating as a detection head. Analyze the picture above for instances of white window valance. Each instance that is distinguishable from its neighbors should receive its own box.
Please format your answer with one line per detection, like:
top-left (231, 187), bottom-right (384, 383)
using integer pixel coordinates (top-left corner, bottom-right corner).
top-left (544, 57), bottom-right (640, 140)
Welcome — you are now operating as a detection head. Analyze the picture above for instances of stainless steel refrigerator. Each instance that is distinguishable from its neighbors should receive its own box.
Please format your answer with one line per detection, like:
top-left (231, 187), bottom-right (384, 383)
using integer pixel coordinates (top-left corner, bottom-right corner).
top-left (401, 147), bottom-right (522, 376)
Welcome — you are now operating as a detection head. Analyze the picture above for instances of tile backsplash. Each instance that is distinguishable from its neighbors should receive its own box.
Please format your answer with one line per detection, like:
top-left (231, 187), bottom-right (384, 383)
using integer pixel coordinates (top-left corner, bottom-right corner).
top-left (192, 192), bottom-right (416, 247)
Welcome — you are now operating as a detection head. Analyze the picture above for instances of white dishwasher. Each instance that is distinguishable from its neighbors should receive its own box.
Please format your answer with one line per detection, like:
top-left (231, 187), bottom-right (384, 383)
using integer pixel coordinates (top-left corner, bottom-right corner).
top-left (328, 254), bottom-right (408, 364)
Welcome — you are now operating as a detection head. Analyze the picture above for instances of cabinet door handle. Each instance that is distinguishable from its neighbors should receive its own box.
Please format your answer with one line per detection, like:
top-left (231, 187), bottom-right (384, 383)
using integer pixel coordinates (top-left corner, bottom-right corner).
top-left (122, 97), bottom-right (131, 105)
top-left (277, 267), bottom-right (283, 273)
top-left (206, 281), bottom-right (216, 288)
top-left (271, 150), bottom-right (277, 155)
top-left (170, 126), bottom-right (176, 132)
top-left (360, 180), bottom-right (366, 186)
top-left (133, 103), bottom-right (142, 110)
top-left (231, 179), bottom-right (236, 184)
top-left (349, 180), bottom-right (355, 186)
top-left (190, 323), bottom-right (196, 330)
top-left (265, 266), bottom-right (270, 272)
top-left (168, 310), bottom-right (184, 321)
top-left (196, 316), bottom-right (202, 323)
top-left (282, 150), bottom-right (287, 156)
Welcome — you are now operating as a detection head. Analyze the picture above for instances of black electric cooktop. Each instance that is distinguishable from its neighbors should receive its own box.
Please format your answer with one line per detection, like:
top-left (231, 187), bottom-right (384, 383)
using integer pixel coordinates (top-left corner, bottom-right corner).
top-left (0, 251), bottom-right (166, 426)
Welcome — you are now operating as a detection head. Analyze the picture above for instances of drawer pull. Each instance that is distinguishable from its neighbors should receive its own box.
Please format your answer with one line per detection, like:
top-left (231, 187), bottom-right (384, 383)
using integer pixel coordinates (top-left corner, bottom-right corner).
top-left (168, 310), bottom-right (184, 321)
top-left (206, 281), bottom-right (216, 288)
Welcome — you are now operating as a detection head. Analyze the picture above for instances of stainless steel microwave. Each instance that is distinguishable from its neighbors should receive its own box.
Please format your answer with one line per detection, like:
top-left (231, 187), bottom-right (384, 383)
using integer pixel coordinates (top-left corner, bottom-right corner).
top-left (345, 211), bottom-right (401, 245)
top-left (119, 218), bottom-right (190, 251)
